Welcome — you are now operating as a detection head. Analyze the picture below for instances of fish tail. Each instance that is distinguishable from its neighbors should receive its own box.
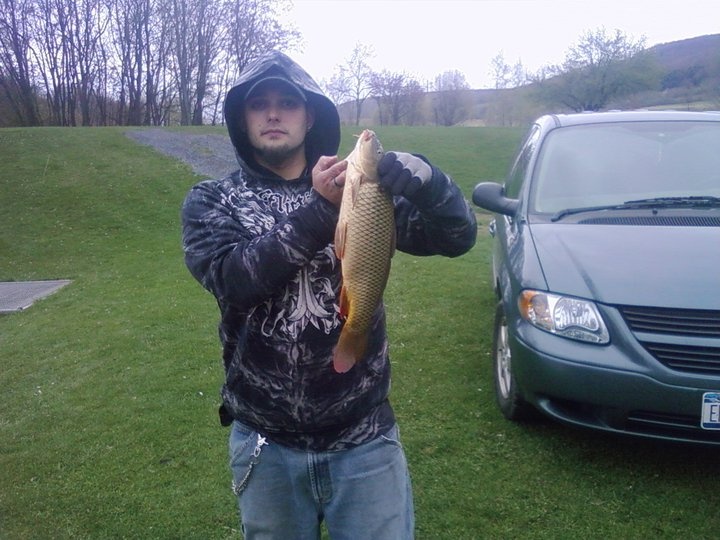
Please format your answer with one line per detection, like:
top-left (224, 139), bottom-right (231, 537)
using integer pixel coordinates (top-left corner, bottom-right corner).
top-left (332, 326), bottom-right (368, 373)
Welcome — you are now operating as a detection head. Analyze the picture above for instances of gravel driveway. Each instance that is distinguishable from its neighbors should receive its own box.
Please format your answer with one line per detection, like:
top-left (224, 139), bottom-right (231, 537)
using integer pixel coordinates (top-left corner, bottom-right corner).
top-left (126, 129), bottom-right (238, 179)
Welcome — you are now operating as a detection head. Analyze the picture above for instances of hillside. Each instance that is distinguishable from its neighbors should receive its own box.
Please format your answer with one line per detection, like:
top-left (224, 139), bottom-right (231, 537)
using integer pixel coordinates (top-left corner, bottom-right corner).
top-left (649, 34), bottom-right (720, 76)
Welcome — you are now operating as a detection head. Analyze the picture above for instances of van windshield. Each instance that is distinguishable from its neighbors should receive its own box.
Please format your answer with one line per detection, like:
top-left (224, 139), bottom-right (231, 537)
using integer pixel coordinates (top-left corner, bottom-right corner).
top-left (530, 121), bottom-right (720, 214)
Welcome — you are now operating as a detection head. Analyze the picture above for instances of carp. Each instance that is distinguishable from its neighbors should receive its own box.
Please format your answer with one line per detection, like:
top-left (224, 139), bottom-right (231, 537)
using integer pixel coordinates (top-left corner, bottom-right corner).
top-left (333, 129), bottom-right (395, 373)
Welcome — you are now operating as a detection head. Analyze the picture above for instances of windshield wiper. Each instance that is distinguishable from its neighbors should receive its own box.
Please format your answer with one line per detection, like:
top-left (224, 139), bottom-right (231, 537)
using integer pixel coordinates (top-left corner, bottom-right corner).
top-left (624, 196), bottom-right (720, 207)
top-left (551, 196), bottom-right (720, 222)
top-left (551, 202), bottom-right (647, 221)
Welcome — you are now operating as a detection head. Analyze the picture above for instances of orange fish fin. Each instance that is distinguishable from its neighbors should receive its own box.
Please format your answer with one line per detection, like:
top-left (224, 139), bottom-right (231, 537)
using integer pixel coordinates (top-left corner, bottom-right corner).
top-left (338, 285), bottom-right (350, 320)
top-left (334, 220), bottom-right (347, 259)
top-left (333, 327), bottom-right (368, 373)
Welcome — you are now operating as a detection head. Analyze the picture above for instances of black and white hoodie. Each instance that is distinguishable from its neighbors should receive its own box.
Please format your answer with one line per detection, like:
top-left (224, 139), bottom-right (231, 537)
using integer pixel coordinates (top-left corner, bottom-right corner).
top-left (182, 50), bottom-right (477, 451)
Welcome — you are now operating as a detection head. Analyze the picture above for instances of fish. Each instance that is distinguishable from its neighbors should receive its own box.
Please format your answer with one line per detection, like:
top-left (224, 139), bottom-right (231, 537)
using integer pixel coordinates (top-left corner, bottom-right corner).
top-left (333, 129), bottom-right (396, 373)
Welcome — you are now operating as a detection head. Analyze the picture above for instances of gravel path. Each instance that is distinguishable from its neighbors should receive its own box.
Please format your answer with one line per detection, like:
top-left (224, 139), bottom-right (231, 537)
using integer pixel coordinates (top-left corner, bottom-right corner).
top-left (126, 129), bottom-right (238, 179)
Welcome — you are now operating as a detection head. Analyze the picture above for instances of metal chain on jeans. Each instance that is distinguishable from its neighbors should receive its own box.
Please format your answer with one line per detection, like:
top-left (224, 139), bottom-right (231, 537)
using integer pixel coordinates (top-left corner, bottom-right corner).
top-left (232, 434), bottom-right (269, 497)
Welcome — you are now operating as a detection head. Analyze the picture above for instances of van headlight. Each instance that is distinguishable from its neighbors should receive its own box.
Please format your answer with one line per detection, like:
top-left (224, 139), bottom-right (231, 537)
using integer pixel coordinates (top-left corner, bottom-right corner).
top-left (519, 290), bottom-right (609, 344)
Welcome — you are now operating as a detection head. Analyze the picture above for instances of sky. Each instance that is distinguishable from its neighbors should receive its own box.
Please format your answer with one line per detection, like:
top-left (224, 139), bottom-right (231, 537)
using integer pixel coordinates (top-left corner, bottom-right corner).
top-left (278, 0), bottom-right (720, 90)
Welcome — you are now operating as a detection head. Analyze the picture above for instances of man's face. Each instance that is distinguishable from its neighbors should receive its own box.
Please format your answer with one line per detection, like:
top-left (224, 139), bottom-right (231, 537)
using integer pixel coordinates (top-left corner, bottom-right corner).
top-left (243, 84), bottom-right (314, 168)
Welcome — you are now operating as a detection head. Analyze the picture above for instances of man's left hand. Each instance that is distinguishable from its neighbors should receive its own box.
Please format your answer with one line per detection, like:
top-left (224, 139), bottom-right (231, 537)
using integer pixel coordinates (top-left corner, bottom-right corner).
top-left (377, 151), bottom-right (432, 199)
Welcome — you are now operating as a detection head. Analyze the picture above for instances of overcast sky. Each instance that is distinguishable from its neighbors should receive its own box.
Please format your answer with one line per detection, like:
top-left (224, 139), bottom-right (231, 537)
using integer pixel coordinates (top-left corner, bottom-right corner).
top-left (278, 0), bottom-right (720, 89)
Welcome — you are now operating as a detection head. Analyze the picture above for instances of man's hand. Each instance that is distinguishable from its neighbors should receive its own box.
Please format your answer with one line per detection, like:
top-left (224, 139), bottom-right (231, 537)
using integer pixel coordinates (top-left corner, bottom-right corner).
top-left (377, 151), bottom-right (432, 199)
top-left (313, 155), bottom-right (348, 208)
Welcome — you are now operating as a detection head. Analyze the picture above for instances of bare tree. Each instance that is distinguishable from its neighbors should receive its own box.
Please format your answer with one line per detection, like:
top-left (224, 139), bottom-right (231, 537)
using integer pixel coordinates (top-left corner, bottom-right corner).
top-left (325, 70), bottom-right (350, 107)
top-left (511, 59), bottom-right (527, 88)
top-left (168, 0), bottom-right (199, 125)
top-left (1, 0), bottom-right (301, 126)
top-left (490, 51), bottom-right (511, 90)
top-left (109, 0), bottom-right (150, 124)
top-left (370, 70), bottom-right (423, 126)
top-left (70, 0), bottom-right (110, 125)
top-left (432, 69), bottom-right (469, 126)
top-left (204, 0), bottom-right (298, 125)
top-left (225, 0), bottom-right (298, 72)
top-left (0, 0), bottom-right (41, 125)
top-left (26, 0), bottom-right (108, 125)
top-left (370, 70), bottom-right (401, 125)
top-left (32, 0), bottom-right (70, 124)
top-left (143, 0), bottom-right (164, 125)
top-left (488, 51), bottom-right (528, 126)
top-left (329, 43), bottom-right (374, 125)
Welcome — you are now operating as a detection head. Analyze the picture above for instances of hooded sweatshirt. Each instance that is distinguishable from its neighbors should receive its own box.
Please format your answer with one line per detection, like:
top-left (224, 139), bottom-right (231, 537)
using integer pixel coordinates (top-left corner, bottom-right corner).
top-left (182, 51), bottom-right (477, 451)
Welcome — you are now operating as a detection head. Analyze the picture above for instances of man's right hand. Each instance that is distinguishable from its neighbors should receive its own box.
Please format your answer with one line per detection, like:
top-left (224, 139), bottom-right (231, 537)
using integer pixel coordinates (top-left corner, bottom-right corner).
top-left (313, 155), bottom-right (348, 208)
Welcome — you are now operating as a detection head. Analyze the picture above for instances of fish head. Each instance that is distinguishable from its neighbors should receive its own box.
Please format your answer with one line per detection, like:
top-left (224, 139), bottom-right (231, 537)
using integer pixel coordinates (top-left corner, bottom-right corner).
top-left (350, 129), bottom-right (384, 181)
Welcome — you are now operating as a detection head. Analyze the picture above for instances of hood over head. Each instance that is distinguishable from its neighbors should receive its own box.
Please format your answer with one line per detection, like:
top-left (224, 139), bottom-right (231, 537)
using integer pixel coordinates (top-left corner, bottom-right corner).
top-left (224, 50), bottom-right (341, 176)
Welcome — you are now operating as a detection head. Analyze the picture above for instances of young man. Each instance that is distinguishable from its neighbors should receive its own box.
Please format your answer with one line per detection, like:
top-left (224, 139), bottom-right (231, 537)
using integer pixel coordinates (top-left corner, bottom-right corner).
top-left (181, 50), bottom-right (477, 539)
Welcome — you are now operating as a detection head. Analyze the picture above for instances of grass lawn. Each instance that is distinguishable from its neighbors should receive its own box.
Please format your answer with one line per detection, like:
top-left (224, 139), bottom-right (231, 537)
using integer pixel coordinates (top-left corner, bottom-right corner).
top-left (2, 125), bottom-right (720, 539)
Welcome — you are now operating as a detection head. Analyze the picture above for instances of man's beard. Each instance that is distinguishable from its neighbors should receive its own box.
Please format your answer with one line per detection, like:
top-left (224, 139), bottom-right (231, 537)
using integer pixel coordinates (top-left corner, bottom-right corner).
top-left (255, 141), bottom-right (304, 167)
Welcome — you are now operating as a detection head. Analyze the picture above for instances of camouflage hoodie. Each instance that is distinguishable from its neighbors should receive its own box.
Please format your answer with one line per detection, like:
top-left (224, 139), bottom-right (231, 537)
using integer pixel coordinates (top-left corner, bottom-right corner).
top-left (182, 51), bottom-right (477, 451)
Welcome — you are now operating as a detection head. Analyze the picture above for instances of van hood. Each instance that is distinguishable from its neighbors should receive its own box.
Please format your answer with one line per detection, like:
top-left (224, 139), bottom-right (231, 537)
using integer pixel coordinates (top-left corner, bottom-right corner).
top-left (530, 223), bottom-right (720, 309)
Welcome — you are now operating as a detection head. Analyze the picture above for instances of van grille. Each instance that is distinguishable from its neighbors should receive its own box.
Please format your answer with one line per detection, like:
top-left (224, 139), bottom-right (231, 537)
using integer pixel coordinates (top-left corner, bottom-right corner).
top-left (619, 306), bottom-right (720, 374)
top-left (643, 343), bottom-right (720, 374)
top-left (621, 306), bottom-right (720, 337)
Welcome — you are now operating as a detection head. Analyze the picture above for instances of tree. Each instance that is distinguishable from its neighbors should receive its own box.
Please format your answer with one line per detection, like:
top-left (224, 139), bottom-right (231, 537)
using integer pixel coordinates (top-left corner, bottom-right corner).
top-left (69, 0), bottom-right (109, 126)
top-left (511, 59), bottom-right (527, 88)
top-left (216, 0), bottom-right (300, 124)
top-left (432, 69), bottom-right (469, 126)
top-left (110, 0), bottom-right (148, 125)
top-left (167, 0), bottom-right (213, 125)
top-left (369, 70), bottom-right (423, 125)
top-left (32, 0), bottom-right (72, 125)
top-left (28, 0), bottom-right (111, 126)
top-left (0, 0), bottom-right (41, 125)
top-left (487, 51), bottom-right (529, 126)
top-left (536, 28), bottom-right (657, 112)
top-left (490, 51), bottom-right (511, 90)
top-left (0, 0), bottom-right (300, 126)
top-left (144, 0), bottom-right (175, 125)
top-left (329, 43), bottom-right (374, 125)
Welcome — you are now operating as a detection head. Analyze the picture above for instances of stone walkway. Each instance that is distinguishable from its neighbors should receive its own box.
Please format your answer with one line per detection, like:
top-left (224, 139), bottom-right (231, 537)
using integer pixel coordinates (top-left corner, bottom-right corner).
top-left (0, 280), bottom-right (72, 313)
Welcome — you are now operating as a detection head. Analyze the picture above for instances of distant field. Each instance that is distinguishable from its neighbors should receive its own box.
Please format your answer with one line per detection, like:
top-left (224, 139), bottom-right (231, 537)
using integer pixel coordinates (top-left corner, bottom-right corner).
top-left (2, 125), bottom-right (720, 539)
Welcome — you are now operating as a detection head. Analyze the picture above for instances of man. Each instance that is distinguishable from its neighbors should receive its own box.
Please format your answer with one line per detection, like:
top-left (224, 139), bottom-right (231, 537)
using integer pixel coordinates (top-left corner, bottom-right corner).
top-left (181, 50), bottom-right (477, 539)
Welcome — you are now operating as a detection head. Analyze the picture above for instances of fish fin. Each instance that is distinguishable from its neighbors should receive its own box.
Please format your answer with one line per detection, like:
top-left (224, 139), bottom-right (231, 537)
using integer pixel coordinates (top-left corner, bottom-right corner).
top-left (333, 326), bottom-right (368, 373)
top-left (350, 177), bottom-right (361, 208)
top-left (334, 220), bottom-right (347, 259)
top-left (338, 285), bottom-right (349, 320)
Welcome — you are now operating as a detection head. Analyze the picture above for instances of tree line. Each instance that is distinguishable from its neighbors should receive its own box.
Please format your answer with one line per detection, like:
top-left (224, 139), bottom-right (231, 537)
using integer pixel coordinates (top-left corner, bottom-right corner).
top-left (315, 29), bottom-right (668, 128)
top-left (0, 0), bottom-right (297, 126)
top-left (2, 4), bottom-right (705, 129)
top-left (325, 42), bottom-right (485, 127)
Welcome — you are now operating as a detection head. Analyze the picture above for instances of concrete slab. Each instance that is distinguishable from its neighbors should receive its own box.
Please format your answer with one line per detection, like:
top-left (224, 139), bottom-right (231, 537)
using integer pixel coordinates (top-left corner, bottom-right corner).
top-left (0, 280), bottom-right (72, 313)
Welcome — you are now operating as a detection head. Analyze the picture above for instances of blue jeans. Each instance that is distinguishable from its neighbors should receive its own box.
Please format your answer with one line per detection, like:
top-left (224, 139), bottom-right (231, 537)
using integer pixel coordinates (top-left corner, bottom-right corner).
top-left (228, 421), bottom-right (414, 540)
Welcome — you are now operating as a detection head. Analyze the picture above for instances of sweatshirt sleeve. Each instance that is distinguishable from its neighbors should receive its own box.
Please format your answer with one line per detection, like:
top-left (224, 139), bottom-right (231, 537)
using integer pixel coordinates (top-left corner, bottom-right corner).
top-left (181, 178), bottom-right (339, 311)
top-left (393, 160), bottom-right (478, 257)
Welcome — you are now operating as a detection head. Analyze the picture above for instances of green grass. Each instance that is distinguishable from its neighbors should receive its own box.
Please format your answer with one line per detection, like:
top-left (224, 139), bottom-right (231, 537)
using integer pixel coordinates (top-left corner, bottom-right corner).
top-left (2, 125), bottom-right (720, 539)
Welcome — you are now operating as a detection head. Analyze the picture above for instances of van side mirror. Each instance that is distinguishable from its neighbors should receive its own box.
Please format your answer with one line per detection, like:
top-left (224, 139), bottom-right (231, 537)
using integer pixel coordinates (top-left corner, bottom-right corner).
top-left (472, 182), bottom-right (520, 216)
